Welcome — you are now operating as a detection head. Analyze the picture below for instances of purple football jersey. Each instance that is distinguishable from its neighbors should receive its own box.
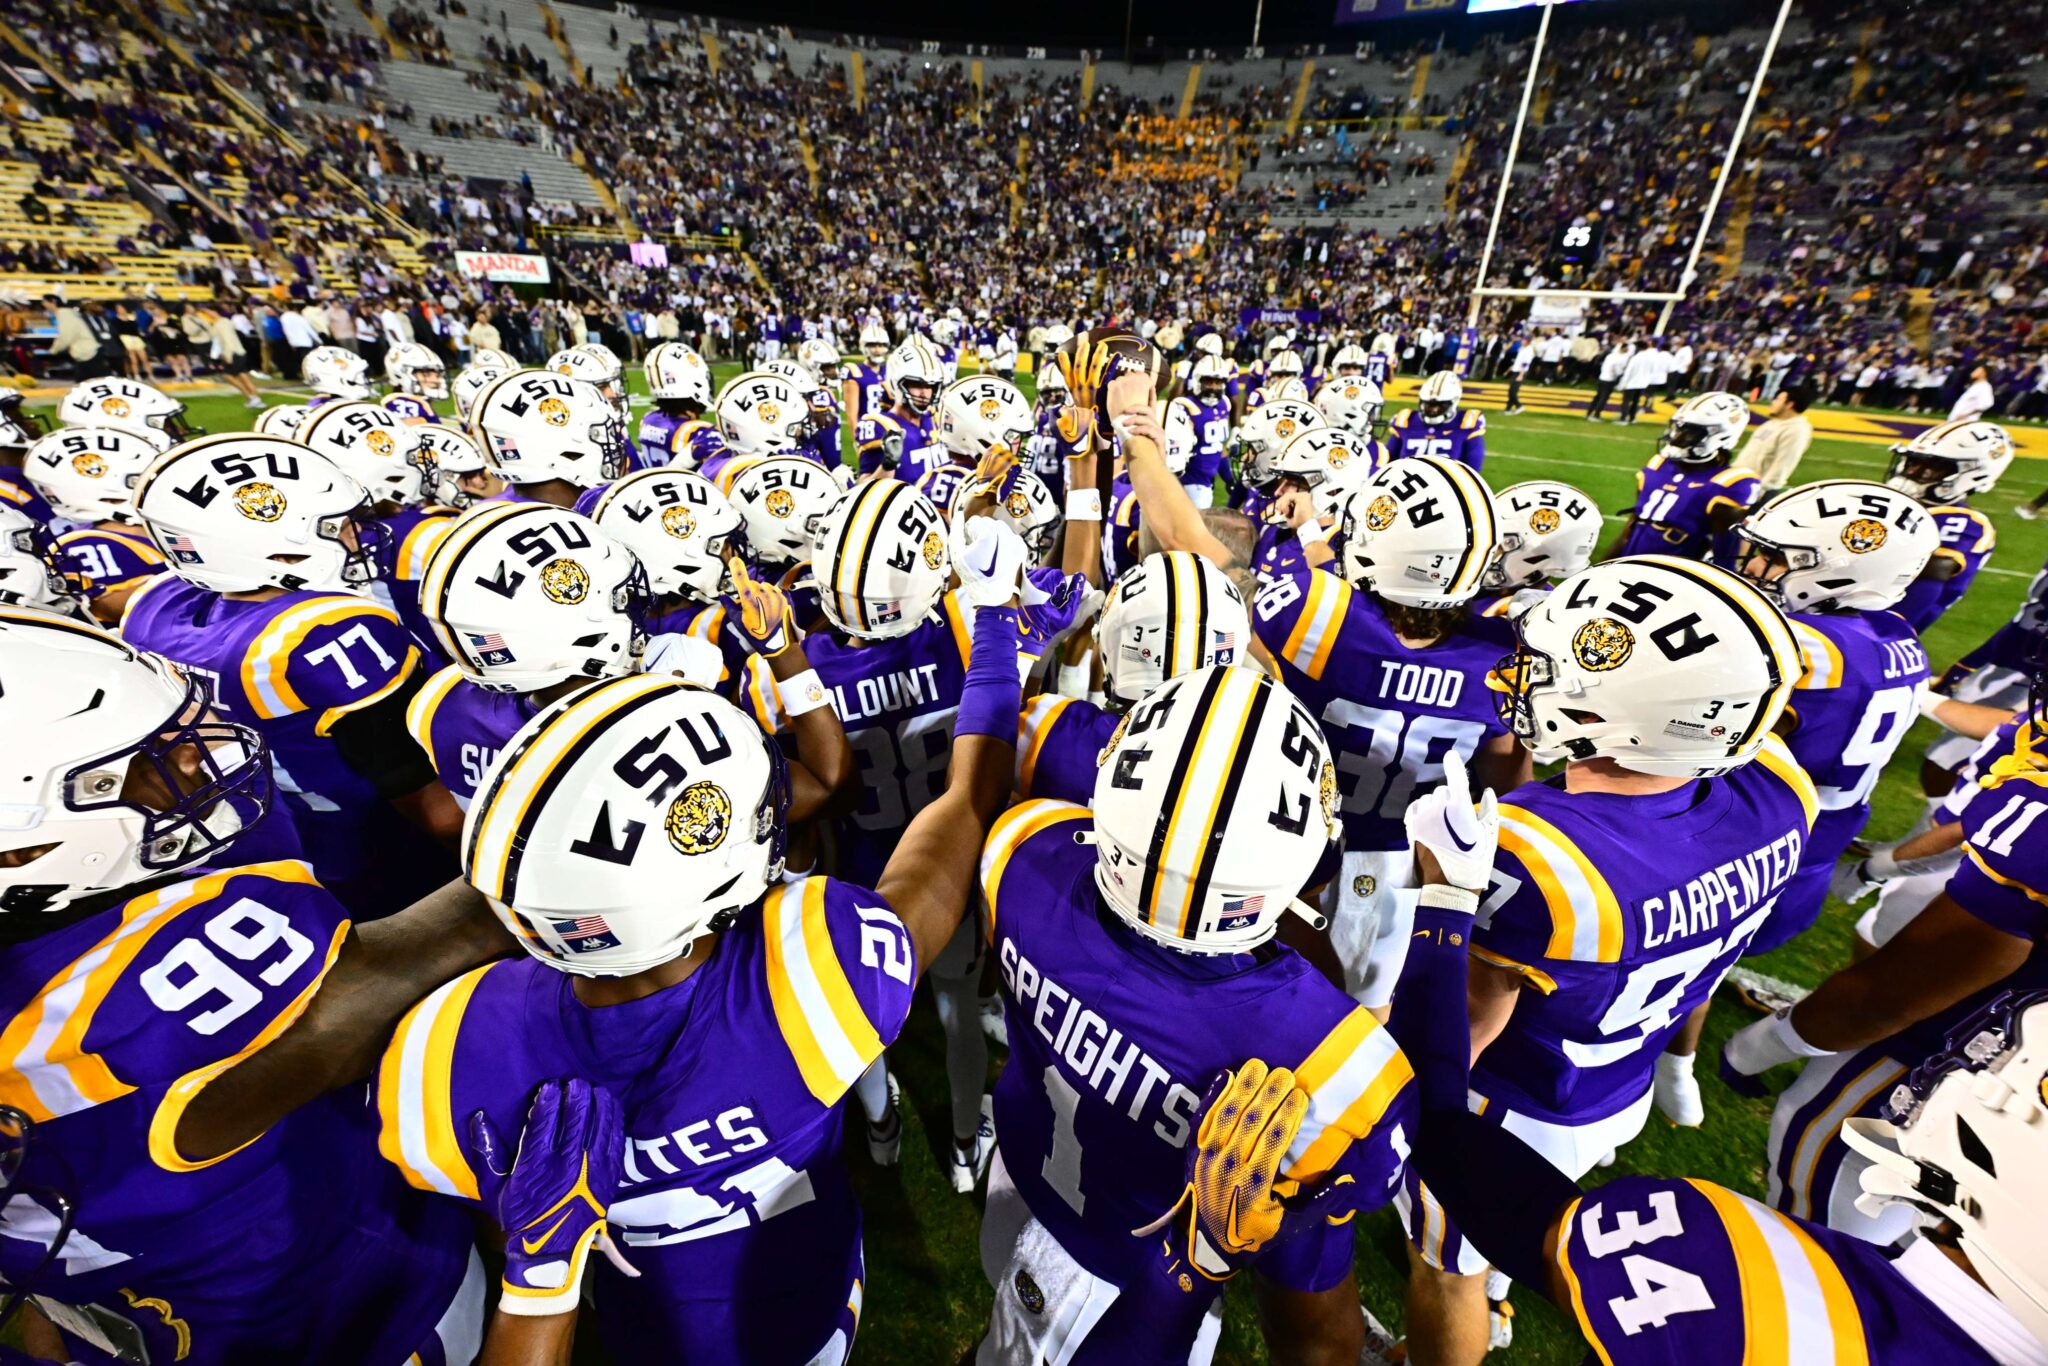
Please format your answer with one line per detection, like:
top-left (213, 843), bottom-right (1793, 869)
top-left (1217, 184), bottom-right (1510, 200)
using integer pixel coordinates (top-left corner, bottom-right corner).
top-left (1, 862), bottom-right (476, 1365)
top-left (1015, 693), bottom-right (1121, 803)
top-left (1948, 730), bottom-right (2048, 941)
top-left (913, 460), bottom-right (974, 517)
top-left (404, 665), bottom-right (541, 809)
top-left (382, 504), bottom-right (459, 670)
top-left (1255, 568), bottom-right (1512, 852)
top-left (1029, 407), bottom-right (1087, 504)
top-left (1253, 521), bottom-right (1310, 585)
top-left (1385, 408), bottom-right (1486, 471)
top-left (855, 410), bottom-right (939, 481)
top-left (1365, 353), bottom-right (1395, 387)
top-left (1471, 741), bottom-right (1817, 1125)
top-left (52, 526), bottom-right (165, 609)
top-left (1898, 505), bottom-right (1995, 632)
top-left (637, 411), bottom-right (731, 473)
top-left (0, 465), bottom-right (56, 523)
top-left (377, 877), bottom-right (913, 1365)
top-left (381, 393), bottom-right (440, 424)
top-left (843, 361), bottom-right (889, 420)
top-left (1616, 456), bottom-right (1762, 561)
top-left (1556, 1175), bottom-right (1997, 1363)
top-left (1183, 393), bottom-right (1233, 487)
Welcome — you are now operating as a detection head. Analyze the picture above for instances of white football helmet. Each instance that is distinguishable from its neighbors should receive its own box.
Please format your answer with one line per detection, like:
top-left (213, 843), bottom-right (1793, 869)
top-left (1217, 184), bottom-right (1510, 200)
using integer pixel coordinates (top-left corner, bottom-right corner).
top-left (57, 378), bottom-right (194, 443)
top-left (983, 467), bottom-right (1060, 561)
top-left (1277, 428), bottom-right (1376, 523)
top-left (546, 344), bottom-right (630, 423)
top-left (303, 345), bottom-right (374, 400)
top-left (1190, 354), bottom-right (1233, 400)
top-left (450, 364), bottom-right (508, 422)
top-left (463, 674), bottom-right (787, 976)
top-left (416, 426), bottom-right (494, 509)
top-left (1267, 349), bottom-right (1305, 380)
top-left (1039, 323), bottom-right (1075, 353)
top-left (470, 370), bottom-right (631, 488)
top-left (645, 342), bottom-right (713, 408)
top-left (297, 400), bottom-right (433, 507)
top-left (1492, 556), bottom-right (1801, 776)
top-left (763, 357), bottom-right (819, 392)
top-left (1092, 665), bottom-right (1337, 953)
top-left (1257, 377), bottom-right (1312, 407)
top-left (589, 469), bottom-right (741, 603)
top-left (1488, 480), bottom-right (1602, 589)
top-left (723, 455), bottom-right (840, 570)
top-left (1329, 344), bottom-right (1370, 377)
top-left (0, 606), bottom-right (270, 919)
top-left (1194, 333), bottom-right (1224, 359)
top-left (418, 502), bottom-right (647, 693)
top-left (1886, 419), bottom-right (2015, 503)
top-left (1315, 377), bottom-right (1384, 436)
top-left (1236, 400), bottom-right (1325, 491)
top-left (24, 427), bottom-right (161, 525)
top-left (1659, 391), bottom-right (1752, 465)
top-left (715, 370), bottom-right (814, 457)
top-left (1733, 480), bottom-right (1937, 613)
top-left (1159, 397), bottom-right (1197, 476)
top-left (1842, 990), bottom-right (2048, 1352)
top-left (134, 436), bottom-right (383, 594)
top-left (1095, 551), bottom-right (1249, 707)
top-left (936, 375), bottom-right (1034, 462)
top-left (1035, 361), bottom-right (1070, 406)
top-left (797, 338), bottom-right (843, 383)
top-left (1339, 456), bottom-right (1501, 609)
top-left (385, 341), bottom-right (449, 399)
top-left (1415, 371), bottom-right (1462, 427)
top-left (1370, 333), bottom-right (1397, 357)
top-left (810, 479), bottom-right (950, 640)
top-left (253, 404), bottom-right (310, 440)
top-left (470, 347), bottom-right (518, 371)
top-left (0, 507), bottom-right (81, 612)
top-left (884, 336), bottom-right (945, 413)
top-left (859, 322), bottom-right (892, 364)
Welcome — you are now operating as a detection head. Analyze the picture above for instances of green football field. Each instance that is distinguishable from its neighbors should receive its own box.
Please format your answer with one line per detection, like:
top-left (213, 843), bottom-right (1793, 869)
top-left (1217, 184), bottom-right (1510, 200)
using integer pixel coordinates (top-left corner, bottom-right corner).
top-left (26, 372), bottom-right (2046, 1364)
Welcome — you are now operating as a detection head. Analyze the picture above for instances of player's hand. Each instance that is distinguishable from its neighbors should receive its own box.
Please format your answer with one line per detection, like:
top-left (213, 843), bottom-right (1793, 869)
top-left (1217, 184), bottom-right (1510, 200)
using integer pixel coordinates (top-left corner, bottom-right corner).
top-left (469, 1078), bottom-right (638, 1316)
top-left (1055, 403), bottom-right (1093, 446)
top-left (971, 445), bottom-right (1019, 497)
top-left (1830, 856), bottom-right (1883, 905)
top-left (1269, 487), bottom-right (1317, 530)
top-left (955, 516), bottom-right (1028, 608)
top-left (1403, 750), bottom-right (1499, 896)
top-left (730, 560), bottom-right (797, 657)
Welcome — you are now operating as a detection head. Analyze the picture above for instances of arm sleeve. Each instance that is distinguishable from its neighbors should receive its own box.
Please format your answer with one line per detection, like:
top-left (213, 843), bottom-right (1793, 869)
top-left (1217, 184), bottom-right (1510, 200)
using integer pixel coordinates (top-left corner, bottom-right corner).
top-left (327, 667), bottom-right (441, 799)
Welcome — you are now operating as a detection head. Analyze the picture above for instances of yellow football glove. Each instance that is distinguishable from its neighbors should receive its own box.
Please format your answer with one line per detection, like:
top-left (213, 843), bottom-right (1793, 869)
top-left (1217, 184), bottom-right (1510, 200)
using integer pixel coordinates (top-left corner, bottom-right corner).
top-left (730, 560), bottom-right (796, 657)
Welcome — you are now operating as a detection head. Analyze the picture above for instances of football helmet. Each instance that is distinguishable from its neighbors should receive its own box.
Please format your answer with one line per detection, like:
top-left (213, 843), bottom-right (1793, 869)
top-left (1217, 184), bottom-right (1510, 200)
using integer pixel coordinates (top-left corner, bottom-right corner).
top-left (1415, 371), bottom-right (1462, 427)
top-left (546, 344), bottom-right (630, 423)
top-left (1491, 555), bottom-right (1800, 776)
top-left (451, 364), bottom-right (508, 422)
top-left (0, 390), bottom-right (48, 452)
top-left (56, 378), bottom-right (193, 443)
top-left (418, 502), bottom-right (647, 693)
top-left (471, 370), bottom-right (631, 488)
top-left (884, 337), bottom-right (946, 413)
top-left (797, 338), bottom-right (843, 383)
top-left (470, 347), bottom-right (518, 371)
top-left (1160, 396), bottom-right (1197, 476)
top-left (715, 371), bottom-right (815, 457)
top-left (589, 468), bottom-right (741, 602)
top-left (763, 357), bottom-right (819, 391)
top-left (981, 466), bottom-right (1060, 560)
top-left (644, 343), bottom-right (712, 409)
top-left (1095, 551), bottom-right (1249, 707)
top-left (1659, 391), bottom-right (1751, 465)
top-left (1258, 377), bottom-right (1311, 407)
top-left (253, 404), bottom-right (310, 440)
top-left (464, 674), bottom-right (786, 976)
top-left (1039, 323), bottom-right (1076, 352)
top-left (1842, 990), bottom-right (2048, 1351)
top-left (0, 607), bottom-right (271, 921)
top-left (859, 322), bottom-right (892, 364)
top-left (1190, 354), bottom-right (1233, 401)
top-left (134, 436), bottom-right (385, 594)
top-left (1885, 419), bottom-right (2015, 503)
top-left (297, 400), bottom-right (433, 507)
top-left (23, 428), bottom-right (160, 525)
top-left (1488, 480), bottom-right (1602, 589)
top-left (1194, 333), bottom-right (1225, 359)
top-left (723, 455), bottom-right (839, 569)
top-left (385, 341), bottom-right (449, 399)
top-left (936, 375), bottom-right (1034, 462)
top-left (1329, 344), bottom-right (1370, 377)
top-left (1092, 665), bottom-right (1336, 953)
top-left (302, 345), bottom-right (374, 400)
top-left (0, 507), bottom-right (80, 611)
top-left (1267, 349), bottom-right (1305, 380)
top-left (1281, 428), bottom-right (1375, 522)
top-left (1235, 400), bottom-right (1325, 491)
top-left (811, 479), bottom-right (950, 640)
top-left (1315, 377), bottom-right (1384, 436)
top-left (1035, 361), bottom-right (1070, 406)
top-left (1339, 456), bottom-right (1501, 609)
top-left (417, 426), bottom-right (494, 509)
top-left (1733, 480), bottom-right (1936, 613)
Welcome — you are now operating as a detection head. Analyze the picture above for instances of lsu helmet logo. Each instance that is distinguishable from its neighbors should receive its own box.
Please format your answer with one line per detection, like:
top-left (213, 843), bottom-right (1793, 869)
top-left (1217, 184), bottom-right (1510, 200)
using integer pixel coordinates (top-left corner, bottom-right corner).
top-left (1572, 617), bottom-right (1635, 672)
top-left (1328, 446), bottom-right (1352, 470)
top-left (70, 452), bottom-right (107, 478)
top-left (1318, 760), bottom-right (1339, 836)
top-left (764, 489), bottom-right (796, 519)
top-left (660, 505), bottom-right (697, 540)
top-left (537, 397), bottom-right (572, 427)
top-left (1529, 507), bottom-right (1561, 535)
top-left (1274, 417), bottom-right (1298, 441)
top-left (921, 530), bottom-right (945, 569)
top-left (100, 396), bottom-right (131, 419)
top-left (1342, 384), bottom-right (1363, 400)
top-left (757, 400), bottom-right (782, 426)
top-left (366, 428), bottom-right (395, 458)
top-left (233, 482), bottom-right (286, 522)
top-left (538, 557), bottom-right (589, 605)
top-left (665, 781), bottom-right (731, 855)
top-left (979, 397), bottom-right (1003, 422)
top-left (1096, 711), bottom-right (1131, 767)
top-left (1842, 518), bottom-right (1888, 554)
top-left (1363, 494), bottom-right (1399, 532)
top-left (1004, 491), bottom-right (1031, 520)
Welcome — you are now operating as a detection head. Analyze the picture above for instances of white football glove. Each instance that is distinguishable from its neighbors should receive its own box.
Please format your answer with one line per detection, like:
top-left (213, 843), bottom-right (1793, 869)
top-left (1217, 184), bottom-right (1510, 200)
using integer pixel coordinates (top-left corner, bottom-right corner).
top-left (1830, 856), bottom-right (1883, 905)
top-left (955, 515), bottom-right (1028, 608)
top-left (1402, 750), bottom-right (1499, 896)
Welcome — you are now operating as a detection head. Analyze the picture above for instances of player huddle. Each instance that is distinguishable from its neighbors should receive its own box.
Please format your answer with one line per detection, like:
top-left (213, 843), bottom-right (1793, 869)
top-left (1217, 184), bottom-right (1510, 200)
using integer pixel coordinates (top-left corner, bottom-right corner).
top-left (0, 322), bottom-right (2042, 1366)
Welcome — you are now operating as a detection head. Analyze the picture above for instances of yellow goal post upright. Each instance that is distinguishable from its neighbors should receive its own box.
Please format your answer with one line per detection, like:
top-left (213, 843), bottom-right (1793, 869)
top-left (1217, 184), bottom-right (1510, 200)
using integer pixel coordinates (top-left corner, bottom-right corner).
top-left (1462, 0), bottom-right (1797, 339)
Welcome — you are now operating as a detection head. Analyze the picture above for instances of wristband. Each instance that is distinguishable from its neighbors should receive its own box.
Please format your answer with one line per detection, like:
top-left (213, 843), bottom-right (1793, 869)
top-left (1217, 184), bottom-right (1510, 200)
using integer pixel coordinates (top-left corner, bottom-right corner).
top-left (1057, 661), bottom-right (1093, 699)
top-left (777, 669), bottom-right (832, 717)
top-left (1417, 885), bottom-right (1479, 914)
top-left (1065, 489), bottom-right (1103, 522)
top-left (1295, 520), bottom-right (1331, 547)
